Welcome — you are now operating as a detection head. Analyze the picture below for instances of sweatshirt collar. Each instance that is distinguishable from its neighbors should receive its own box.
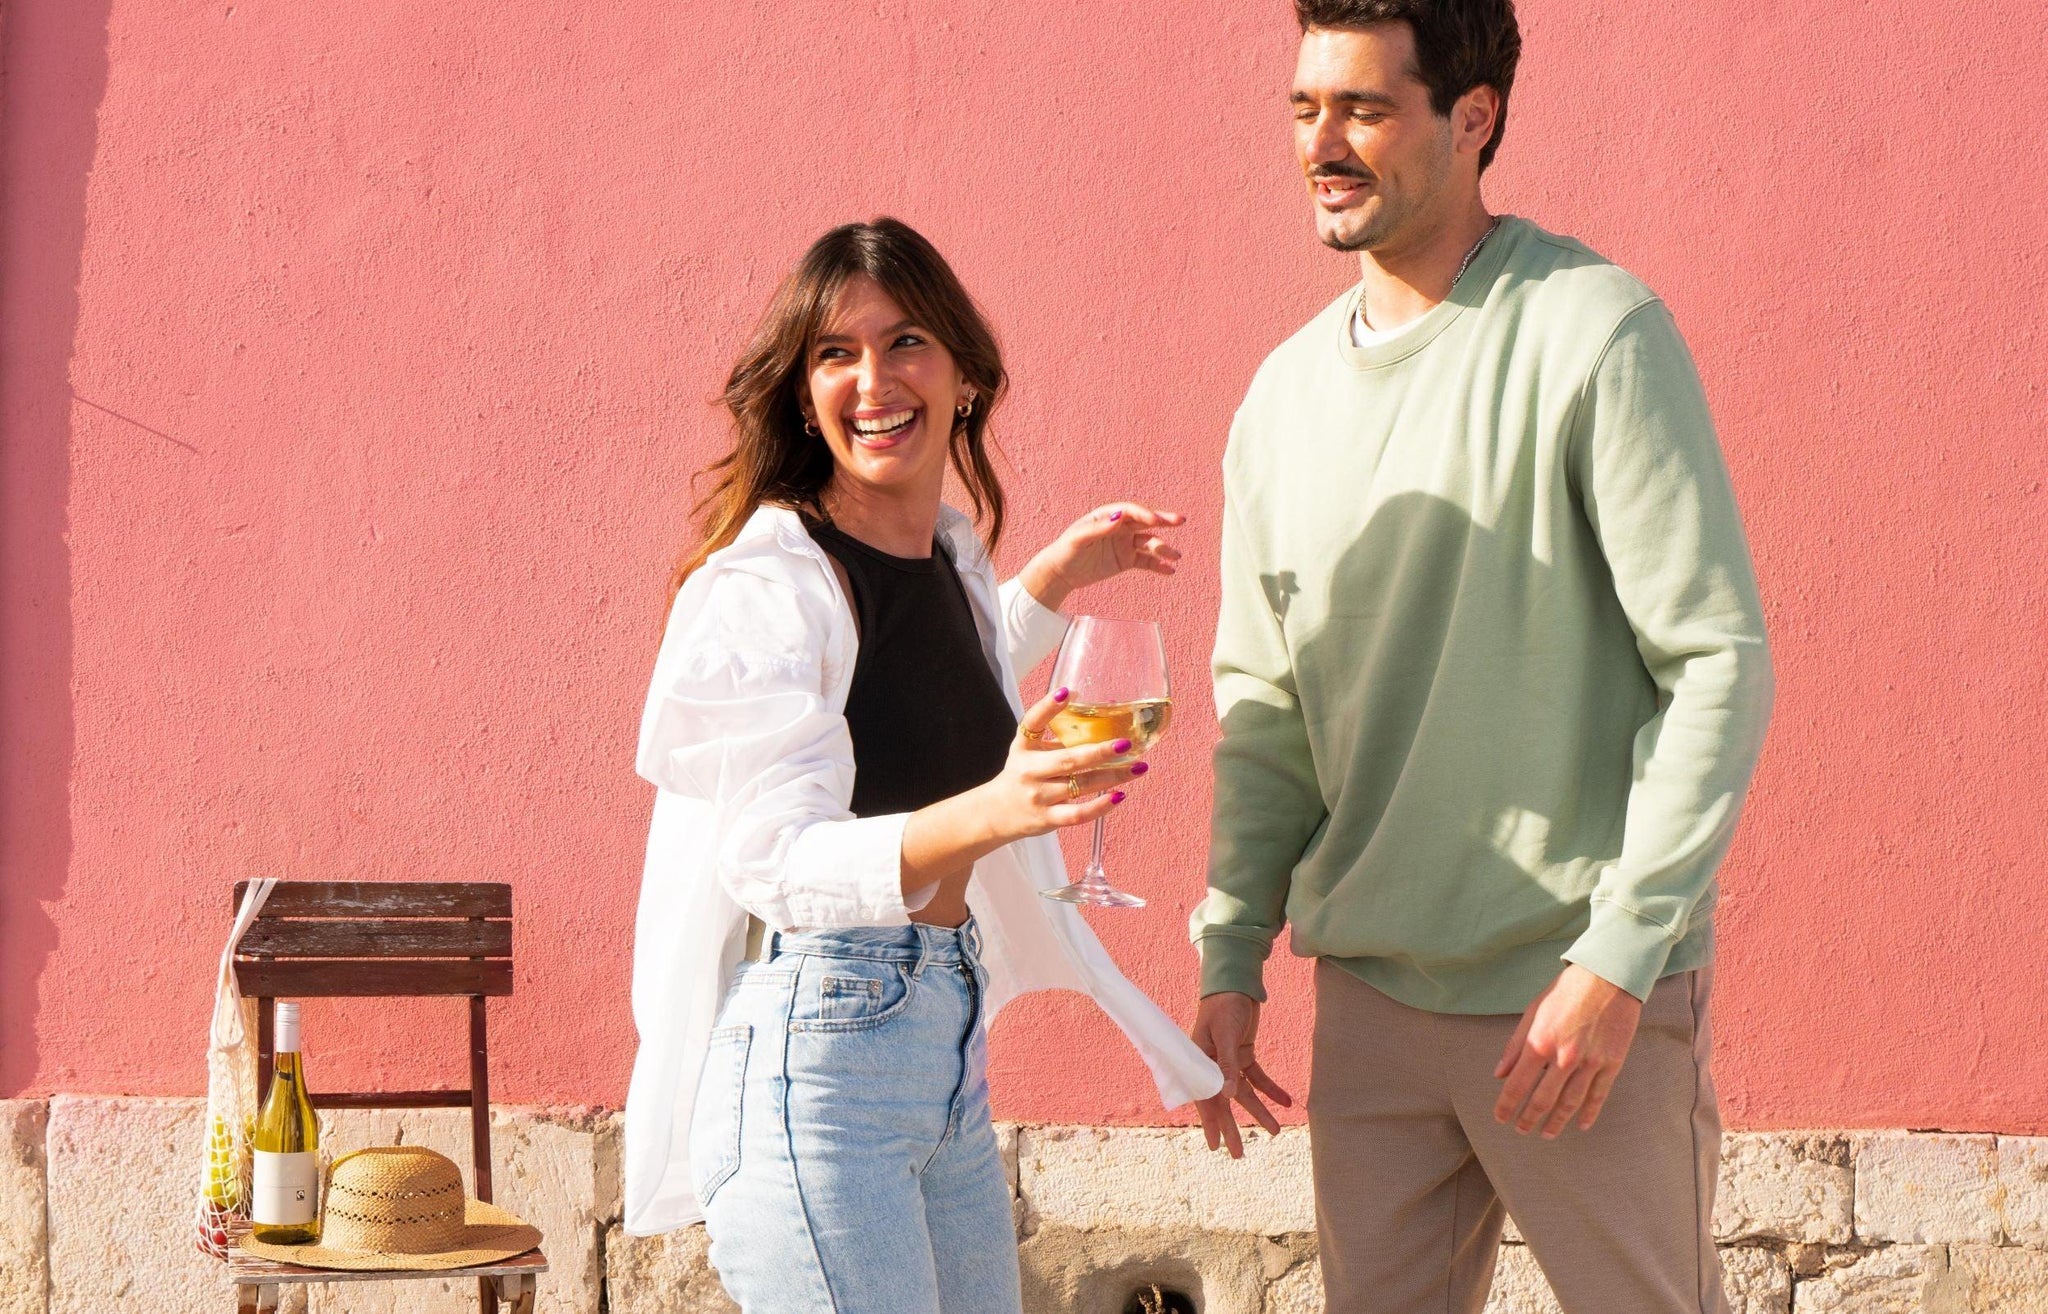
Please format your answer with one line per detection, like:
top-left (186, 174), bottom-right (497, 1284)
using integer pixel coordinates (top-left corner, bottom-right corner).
top-left (1336, 215), bottom-right (1525, 371)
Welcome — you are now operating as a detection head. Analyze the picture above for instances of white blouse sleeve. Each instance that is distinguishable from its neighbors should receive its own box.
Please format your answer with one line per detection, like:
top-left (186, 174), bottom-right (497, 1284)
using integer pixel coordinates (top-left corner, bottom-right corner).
top-left (998, 576), bottom-right (1069, 675)
top-left (636, 565), bottom-right (913, 930)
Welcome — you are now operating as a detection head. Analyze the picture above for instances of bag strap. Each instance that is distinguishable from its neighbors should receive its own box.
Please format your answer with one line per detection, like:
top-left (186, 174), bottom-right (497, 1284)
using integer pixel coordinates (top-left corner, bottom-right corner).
top-left (210, 878), bottom-right (279, 1050)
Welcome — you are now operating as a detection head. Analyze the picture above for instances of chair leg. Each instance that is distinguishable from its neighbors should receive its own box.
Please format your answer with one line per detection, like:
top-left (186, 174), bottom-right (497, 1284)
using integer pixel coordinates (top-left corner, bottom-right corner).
top-left (479, 1272), bottom-right (497, 1314)
top-left (492, 1274), bottom-right (535, 1314)
top-left (235, 1284), bottom-right (279, 1313)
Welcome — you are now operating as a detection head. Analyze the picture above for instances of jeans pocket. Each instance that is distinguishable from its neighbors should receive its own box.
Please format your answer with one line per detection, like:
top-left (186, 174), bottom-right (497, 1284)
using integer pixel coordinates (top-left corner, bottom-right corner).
top-left (690, 1023), bottom-right (753, 1207)
top-left (791, 960), bottom-right (916, 1032)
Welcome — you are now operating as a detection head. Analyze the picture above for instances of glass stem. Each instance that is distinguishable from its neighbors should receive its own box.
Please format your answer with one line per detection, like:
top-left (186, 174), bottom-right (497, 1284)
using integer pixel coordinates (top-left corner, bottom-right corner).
top-left (1083, 817), bottom-right (1109, 888)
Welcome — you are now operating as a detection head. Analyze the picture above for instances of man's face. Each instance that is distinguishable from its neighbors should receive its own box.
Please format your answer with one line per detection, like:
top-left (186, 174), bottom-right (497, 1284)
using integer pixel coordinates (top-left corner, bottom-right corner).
top-left (1292, 24), bottom-right (1457, 253)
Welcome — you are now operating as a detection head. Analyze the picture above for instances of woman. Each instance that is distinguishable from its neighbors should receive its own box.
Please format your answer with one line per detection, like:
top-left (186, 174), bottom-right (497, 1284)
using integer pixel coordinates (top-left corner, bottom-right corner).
top-left (623, 218), bottom-right (1224, 1312)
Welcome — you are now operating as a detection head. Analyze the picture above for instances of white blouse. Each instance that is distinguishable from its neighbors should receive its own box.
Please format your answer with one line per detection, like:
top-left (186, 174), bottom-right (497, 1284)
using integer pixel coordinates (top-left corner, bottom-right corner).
top-left (622, 503), bottom-right (1224, 1235)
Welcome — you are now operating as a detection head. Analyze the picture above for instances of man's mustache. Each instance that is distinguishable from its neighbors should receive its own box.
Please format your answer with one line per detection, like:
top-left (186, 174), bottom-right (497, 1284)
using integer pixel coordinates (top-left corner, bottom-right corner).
top-left (1308, 166), bottom-right (1373, 183)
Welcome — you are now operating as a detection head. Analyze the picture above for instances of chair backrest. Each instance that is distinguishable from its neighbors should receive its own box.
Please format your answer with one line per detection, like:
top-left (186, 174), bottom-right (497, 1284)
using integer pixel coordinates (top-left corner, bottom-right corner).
top-left (230, 881), bottom-right (513, 1206)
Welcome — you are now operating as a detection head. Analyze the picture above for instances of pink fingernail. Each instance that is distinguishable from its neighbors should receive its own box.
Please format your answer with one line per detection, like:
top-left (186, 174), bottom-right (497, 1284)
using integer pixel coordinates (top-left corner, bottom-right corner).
top-left (1129, 762), bottom-right (1149, 776)
top-left (1112, 738), bottom-right (1132, 753)
top-left (1054, 687), bottom-right (1069, 702)
top-left (1108, 510), bottom-right (1123, 521)
top-left (1110, 790), bottom-right (1127, 804)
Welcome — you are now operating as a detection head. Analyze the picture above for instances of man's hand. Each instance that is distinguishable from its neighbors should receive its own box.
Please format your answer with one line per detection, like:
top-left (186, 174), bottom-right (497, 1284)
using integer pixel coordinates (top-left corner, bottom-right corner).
top-left (1493, 964), bottom-right (1643, 1138)
top-left (1191, 992), bottom-right (1293, 1157)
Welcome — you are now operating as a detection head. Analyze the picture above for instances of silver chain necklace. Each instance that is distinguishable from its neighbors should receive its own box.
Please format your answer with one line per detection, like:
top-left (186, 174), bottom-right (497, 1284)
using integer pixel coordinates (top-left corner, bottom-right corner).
top-left (1360, 217), bottom-right (1501, 337)
top-left (1453, 216), bottom-right (1501, 285)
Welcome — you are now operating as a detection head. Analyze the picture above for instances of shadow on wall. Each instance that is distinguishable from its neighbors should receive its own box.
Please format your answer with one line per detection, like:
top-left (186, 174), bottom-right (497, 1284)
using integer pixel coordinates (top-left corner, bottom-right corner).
top-left (0, 0), bottom-right (111, 1094)
top-left (1222, 488), bottom-right (1649, 977)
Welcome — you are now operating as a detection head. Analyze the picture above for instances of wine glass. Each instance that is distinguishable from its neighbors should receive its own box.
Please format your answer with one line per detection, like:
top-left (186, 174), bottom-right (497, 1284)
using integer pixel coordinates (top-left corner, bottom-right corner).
top-left (1038, 617), bottom-right (1173, 908)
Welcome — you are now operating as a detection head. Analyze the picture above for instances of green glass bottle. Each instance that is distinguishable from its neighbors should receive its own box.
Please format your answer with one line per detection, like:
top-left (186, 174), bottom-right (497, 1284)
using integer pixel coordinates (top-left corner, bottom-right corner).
top-left (250, 1002), bottom-right (320, 1244)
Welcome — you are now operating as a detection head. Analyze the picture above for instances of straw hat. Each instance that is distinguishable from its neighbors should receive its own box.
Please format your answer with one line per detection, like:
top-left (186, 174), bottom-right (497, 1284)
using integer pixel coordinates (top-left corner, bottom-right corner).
top-left (238, 1146), bottom-right (541, 1271)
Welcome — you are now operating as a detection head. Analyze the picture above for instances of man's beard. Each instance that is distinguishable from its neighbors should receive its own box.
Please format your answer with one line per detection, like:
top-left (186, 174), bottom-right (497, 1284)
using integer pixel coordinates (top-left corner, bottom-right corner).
top-left (1314, 132), bottom-right (1453, 253)
top-left (1320, 200), bottom-right (1398, 252)
top-left (1309, 167), bottom-right (1413, 253)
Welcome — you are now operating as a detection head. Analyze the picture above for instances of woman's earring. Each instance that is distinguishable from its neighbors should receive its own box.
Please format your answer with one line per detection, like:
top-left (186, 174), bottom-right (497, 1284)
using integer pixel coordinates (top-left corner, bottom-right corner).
top-left (803, 415), bottom-right (820, 436)
top-left (955, 393), bottom-right (975, 419)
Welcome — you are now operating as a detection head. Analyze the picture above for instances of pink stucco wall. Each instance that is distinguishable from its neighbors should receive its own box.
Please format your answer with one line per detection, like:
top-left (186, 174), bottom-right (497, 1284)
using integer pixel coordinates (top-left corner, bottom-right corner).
top-left (3, 1), bottom-right (2044, 1132)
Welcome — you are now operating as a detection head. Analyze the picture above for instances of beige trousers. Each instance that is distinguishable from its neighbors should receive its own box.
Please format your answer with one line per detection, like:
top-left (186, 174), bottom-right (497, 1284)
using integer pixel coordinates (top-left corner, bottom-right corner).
top-left (1309, 960), bottom-right (1728, 1314)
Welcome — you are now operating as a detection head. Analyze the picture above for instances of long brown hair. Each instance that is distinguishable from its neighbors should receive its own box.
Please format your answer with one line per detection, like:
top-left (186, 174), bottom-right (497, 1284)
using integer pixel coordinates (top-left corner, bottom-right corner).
top-left (668, 218), bottom-right (1009, 600)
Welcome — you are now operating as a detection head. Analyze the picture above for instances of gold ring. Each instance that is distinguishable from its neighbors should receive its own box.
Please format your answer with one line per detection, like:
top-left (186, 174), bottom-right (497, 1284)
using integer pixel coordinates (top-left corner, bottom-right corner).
top-left (1066, 775), bottom-right (1081, 800)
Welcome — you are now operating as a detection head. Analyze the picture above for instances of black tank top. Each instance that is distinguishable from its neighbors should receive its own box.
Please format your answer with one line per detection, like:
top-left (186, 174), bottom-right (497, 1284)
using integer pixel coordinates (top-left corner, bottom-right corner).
top-left (804, 517), bottom-right (1019, 818)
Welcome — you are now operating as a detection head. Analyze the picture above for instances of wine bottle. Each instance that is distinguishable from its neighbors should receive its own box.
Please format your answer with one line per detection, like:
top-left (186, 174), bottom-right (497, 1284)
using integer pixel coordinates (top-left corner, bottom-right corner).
top-left (251, 1002), bottom-right (320, 1244)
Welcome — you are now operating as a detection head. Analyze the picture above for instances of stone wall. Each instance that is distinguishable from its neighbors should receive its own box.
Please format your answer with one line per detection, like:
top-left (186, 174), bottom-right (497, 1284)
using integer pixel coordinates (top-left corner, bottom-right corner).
top-left (6, 1099), bottom-right (2045, 1312)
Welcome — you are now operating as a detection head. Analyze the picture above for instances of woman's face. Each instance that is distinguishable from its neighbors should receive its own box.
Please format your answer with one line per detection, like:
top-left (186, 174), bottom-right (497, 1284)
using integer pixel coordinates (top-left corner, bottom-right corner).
top-left (802, 275), bottom-right (972, 505)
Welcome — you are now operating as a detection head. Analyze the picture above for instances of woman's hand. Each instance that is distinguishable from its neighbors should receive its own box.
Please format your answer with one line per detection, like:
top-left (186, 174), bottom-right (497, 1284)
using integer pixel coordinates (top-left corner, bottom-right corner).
top-left (979, 686), bottom-right (1149, 842)
top-left (1017, 503), bottom-right (1185, 612)
top-left (900, 689), bottom-right (1151, 893)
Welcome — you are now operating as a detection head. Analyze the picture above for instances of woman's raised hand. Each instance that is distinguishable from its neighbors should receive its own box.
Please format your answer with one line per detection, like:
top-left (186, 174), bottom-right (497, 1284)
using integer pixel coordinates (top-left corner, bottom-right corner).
top-left (978, 687), bottom-right (1148, 842)
top-left (1017, 503), bottom-right (1185, 612)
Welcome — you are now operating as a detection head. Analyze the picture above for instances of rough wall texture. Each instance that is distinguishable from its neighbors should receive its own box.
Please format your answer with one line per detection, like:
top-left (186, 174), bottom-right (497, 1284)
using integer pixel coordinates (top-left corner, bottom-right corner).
top-left (2, 0), bottom-right (2045, 1133)
top-left (14, 1101), bottom-right (2048, 1313)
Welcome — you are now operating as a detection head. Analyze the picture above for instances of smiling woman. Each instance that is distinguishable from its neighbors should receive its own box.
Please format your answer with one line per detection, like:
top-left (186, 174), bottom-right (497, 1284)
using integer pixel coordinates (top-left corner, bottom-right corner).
top-left (627, 218), bottom-right (1218, 1311)
top-left (667, 218), bottom-right (1009, 595)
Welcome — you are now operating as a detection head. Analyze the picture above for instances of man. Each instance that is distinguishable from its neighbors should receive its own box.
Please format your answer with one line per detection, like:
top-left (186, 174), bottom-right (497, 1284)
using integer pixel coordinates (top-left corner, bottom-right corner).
top-left (1188, 3), bottom-right (1773, 1310)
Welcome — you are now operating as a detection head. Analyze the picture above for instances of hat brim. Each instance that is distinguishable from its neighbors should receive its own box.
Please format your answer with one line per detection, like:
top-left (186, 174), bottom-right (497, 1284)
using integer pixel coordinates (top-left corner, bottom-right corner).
top-left (236, 1199), bottom-right (542, 1272)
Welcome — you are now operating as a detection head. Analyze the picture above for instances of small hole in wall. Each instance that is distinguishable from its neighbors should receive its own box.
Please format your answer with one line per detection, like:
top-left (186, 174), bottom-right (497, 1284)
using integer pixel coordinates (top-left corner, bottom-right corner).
top-left (1122, 1284), bottom-right (1197, 1314)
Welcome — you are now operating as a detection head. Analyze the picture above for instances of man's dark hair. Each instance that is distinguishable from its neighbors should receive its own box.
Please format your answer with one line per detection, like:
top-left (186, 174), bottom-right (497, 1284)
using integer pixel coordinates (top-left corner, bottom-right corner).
top-left (1295, 0), bottom-right (1521, 171)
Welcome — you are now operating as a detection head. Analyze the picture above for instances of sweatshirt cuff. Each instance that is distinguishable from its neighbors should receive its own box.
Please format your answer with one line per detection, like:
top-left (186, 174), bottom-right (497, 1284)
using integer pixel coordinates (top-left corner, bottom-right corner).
top-left (1561, 898), bottom-right (1678, 1002)
top-left (1196, 933), bottom-right (1272, 1003)
top-left (781, 813), bottom-right (913, 928)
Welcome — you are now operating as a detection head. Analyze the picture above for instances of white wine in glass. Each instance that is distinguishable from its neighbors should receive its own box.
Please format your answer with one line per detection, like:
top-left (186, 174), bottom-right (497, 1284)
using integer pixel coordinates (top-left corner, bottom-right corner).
top-left (1040, 617), bottom-right (1171, 909)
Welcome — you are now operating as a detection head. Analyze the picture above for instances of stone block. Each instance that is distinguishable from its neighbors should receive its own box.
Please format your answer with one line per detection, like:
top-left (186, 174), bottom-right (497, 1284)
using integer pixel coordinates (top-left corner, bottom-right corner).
top-left (1855, 1133), bottom-right (2000, 1244)
top-left (603, 1224), bottom-right (738, 1314)
top-left (297, 1106), bottom-right (613, 1313)
top-left (45, 1096), bottom-right (223, 1314)
top-left (1950, 1245), bottom-right (2048, 1313)
top-left (1483, 1245), bottom-right (1563, 1314)
top-left (1791, 1246), bottom-right (1959, 1313)
top-left (998, 1122), bottom-right (1020, 1197)
top-left (1257, 1234), bottom-right (1311, 1283)
top-left (1265, 1255), bottom-right (1320, 1313)
top-left (1017, 1125), bottom-right (1313, 1235)
top-left (1719, 1246), bottom-right (1792, 1314)
top-left (1262, 1242), bottom-right (1789, 1313)
top-left (1716, 1133), bottom-right (1854, 1244)
top-left (1479, 1242), bottom-right (1787, 1314)
top-left (1996, 1136), bottom-right (2048, 1248)
top-left (1019, 1222), bottom-right (1267, 1314)
top-left (0, 1101), bottom-right (48, 1314)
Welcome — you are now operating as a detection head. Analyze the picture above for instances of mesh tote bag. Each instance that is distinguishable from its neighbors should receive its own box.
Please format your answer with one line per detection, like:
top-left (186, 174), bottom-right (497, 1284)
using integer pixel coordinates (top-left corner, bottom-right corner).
top-left (194, 877), bottom-right (278, 1259)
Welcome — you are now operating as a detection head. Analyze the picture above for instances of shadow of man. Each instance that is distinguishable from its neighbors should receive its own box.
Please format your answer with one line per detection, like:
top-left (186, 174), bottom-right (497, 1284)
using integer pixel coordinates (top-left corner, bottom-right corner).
top-left (1229, 487), bottom-right (1660, 1007)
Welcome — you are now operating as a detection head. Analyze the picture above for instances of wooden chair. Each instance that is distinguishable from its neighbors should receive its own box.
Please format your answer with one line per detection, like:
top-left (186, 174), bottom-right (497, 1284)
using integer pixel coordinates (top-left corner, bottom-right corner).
top-left (224, 881), bottom-right (546, 1313)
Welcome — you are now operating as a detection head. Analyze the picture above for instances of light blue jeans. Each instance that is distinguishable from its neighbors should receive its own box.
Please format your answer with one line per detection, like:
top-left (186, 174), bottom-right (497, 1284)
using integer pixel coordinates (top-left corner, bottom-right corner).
top-left (692, 918), bottom-right (1023, 1314)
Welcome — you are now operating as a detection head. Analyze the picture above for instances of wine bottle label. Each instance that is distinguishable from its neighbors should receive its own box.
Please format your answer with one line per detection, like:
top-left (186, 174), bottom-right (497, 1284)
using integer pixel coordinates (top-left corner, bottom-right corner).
top-left (252, 1151), bottom-right (319, 1225)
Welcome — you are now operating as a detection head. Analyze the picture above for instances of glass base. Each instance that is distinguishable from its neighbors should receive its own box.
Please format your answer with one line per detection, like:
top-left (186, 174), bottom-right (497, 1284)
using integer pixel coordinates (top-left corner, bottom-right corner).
top-left (1039, 881), bottom-right (1147, 909)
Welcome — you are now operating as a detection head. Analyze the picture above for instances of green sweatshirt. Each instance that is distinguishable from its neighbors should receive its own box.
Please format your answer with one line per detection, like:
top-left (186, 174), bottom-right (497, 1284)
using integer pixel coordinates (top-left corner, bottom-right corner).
top-left (1192, 217), bottom-right (1772, 1013)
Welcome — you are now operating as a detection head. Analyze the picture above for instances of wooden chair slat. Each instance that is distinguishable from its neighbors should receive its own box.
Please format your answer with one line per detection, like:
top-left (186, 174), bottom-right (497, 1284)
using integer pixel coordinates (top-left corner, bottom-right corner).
top-left (310, 1090), bottom-right (473, 1110)
top-left (239, 919), bottom-right (511, 959)
top-left (233, 881), bottom-right (511, 919)
top-left (235, 958), bottom-right (512, 998)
